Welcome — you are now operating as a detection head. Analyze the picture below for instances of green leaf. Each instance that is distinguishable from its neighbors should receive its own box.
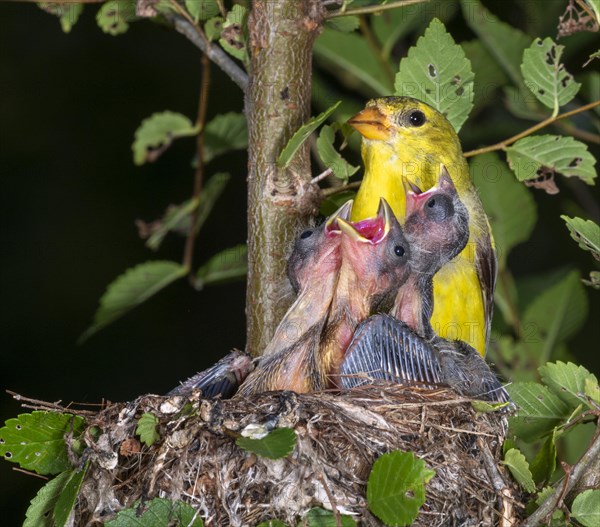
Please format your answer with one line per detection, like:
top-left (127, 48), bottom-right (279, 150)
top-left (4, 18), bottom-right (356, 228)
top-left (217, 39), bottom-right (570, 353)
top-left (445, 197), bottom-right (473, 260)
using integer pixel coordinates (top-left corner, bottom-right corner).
top-left (325, 16), bottom-right (360, 32)
top-left (572, 489), bottom-right (600, 527)
top-left (24, 471), bottom-right (73, 527)
top-left (521, 38), bottom-right (580, 116)
top-left (277, 101), bottom-right (341, 168)
top-left (506, 135), bottom-right (597, 185)
top-left (204, 112), bottom-right (248, 163)
top-left (0, 411), bottom-right (84, 475)
top-left (461, 40), bottom-right (509, 112)
top-left (185, 0), bottom-right (219, 22)
top-left (144, 197), bottom-right (200, 251)
top-left (529, 431), bottom-right (556, 485)
top-left (256, 521), bottom-right (289, 527)
top-left (204, 16), bottom-right (224, 41)
top-left (144, 172), bottom-right (230, 250)
top-left (304, 507), bottom-right (356, 527)
top-left (136, 413), bottom-right (160, 447)
top-left (219, 4), bottom-right (248, 64)
top-left (585, 376), bottom-right (600, 404)
top-left (316, 125), bottom-right (359, 183)
top-left (195, 244), bottom-right (247, 290)
top-left (460, 0), bottom-right (531, 93)
top-left (521, 270), bottom-right (588, 362)
top-left (507, 382), bottom-right (571, 442)
top-left (502, 448), bottom-right (536, 493)
top-left (96, 1), bottom-right (137, 36)
top-left (132, 111), bottom-right (199, 166)
top-left (38, 3), bottom-right (83, 33)
top-left (561, 216), bottom-right (600, 260)
top-left (53, 465), bottom-right (88, 527)
top-left (314, 29), bottom-right (392, 97)
top-left (80, 261), bottom-right (188, 342)
top-left (105, 498), bottom-right (204, 527)
top-left (471, 152), bottom-right (537, 270)
top-left (395, 18), bottom-right (474, 132)
top-left (539, 361), bottom-right (597, 410)
top-left (367, 450), bottom-right (435, 526)
top-left (236, 428), bottom-right (296, 460)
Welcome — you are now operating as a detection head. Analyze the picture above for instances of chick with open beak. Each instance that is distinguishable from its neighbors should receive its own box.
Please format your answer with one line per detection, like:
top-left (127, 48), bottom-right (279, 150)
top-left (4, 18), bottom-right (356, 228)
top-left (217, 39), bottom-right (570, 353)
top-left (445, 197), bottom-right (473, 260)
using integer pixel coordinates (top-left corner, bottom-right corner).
top-left (340, 166), bottom-right (510, 404)
top-left (319, 198), bottom-right (411, 388)
top-left (236, 201), bottom-right (351, 395)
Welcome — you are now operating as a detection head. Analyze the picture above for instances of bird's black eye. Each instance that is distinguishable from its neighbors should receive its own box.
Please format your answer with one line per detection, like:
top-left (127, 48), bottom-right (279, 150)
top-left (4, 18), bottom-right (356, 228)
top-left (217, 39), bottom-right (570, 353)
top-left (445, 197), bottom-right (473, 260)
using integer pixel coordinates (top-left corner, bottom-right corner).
top-left (394, 245), bottom-right (406, 257)
top-left (424, 195), bottom-right (453, 222)
top-left (408, 110), bottom-right (426, 127)
top-left (300, 230), bottom-right (313, 239)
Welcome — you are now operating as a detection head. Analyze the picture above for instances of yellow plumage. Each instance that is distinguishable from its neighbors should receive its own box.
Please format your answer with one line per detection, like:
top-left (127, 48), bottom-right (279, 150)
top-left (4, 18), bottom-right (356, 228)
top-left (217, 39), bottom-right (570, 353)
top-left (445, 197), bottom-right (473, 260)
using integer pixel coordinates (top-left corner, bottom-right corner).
top-left (348, 96), bottom-right (496, 356)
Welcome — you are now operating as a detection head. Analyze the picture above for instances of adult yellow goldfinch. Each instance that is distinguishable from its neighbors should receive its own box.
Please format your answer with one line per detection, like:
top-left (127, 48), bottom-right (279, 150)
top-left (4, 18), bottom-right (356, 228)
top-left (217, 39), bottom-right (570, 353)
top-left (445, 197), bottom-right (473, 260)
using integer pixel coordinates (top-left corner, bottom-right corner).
top-left (348, 97), bottom-right (496, 356)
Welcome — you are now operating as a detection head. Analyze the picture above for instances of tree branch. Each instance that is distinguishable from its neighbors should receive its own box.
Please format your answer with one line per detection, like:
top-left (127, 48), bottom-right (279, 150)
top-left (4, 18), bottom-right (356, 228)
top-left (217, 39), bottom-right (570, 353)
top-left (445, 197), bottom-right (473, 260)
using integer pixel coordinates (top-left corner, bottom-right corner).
top-left (326, 0), bottom-right (430, 18)
top-left (167, 13), bottom-right (248, 91)
top-left (245, 0), bottom-right (324, 356)
top-left (464, 100), bottom-right (600, 158)
top-left (183, 54), bottom-right (211, 276)
top-left (524, 426), bottom-right (600, 527)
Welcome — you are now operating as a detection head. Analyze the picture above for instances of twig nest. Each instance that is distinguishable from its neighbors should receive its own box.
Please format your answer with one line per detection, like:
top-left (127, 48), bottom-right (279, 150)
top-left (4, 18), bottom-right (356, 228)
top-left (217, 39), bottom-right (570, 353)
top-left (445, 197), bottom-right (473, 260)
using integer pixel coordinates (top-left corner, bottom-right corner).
top-left (75, 385), bottom-right (521, 526)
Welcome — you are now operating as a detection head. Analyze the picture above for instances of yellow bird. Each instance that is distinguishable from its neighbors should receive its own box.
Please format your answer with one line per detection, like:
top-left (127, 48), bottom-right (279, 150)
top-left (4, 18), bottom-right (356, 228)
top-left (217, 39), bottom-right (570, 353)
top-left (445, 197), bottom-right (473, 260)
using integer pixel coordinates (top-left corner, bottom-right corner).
top-left (348, 96), bottom-right (496, 356)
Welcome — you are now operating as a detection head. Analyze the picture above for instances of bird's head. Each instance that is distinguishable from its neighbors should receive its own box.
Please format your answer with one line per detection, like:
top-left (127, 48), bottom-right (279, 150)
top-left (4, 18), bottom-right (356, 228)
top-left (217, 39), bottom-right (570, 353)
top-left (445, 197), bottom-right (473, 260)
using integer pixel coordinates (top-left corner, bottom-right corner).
top-left (347, 97), bottom-right (465, 220)
top-left (286, 200), bottom-right (352, 294)
top-left (403, 165), bottom-right (470, 275)
top-left (336, 198), bottom-right (411, 309)
top-left (348, 96), bottom-right (459, 151)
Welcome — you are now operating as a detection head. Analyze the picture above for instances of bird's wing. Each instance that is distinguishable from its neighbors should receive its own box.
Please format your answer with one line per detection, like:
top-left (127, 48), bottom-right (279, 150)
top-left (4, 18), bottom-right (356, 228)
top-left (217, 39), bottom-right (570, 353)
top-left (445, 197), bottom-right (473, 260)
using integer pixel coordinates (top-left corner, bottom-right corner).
top-left (437, 340), bottom-right (512, 404)
top-left (476, 224), bottom-right (498, 350)
top-left (167, 351), bottom-right (254, 398)
top-left (339, 314), bottom-right (443, 389)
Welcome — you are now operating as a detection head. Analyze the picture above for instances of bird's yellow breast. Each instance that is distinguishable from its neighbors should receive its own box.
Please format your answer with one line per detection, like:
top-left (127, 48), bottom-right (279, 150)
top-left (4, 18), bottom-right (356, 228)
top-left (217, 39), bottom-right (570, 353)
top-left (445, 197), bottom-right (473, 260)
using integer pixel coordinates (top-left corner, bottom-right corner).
top-left (431, 251), bottom-right (486, 355)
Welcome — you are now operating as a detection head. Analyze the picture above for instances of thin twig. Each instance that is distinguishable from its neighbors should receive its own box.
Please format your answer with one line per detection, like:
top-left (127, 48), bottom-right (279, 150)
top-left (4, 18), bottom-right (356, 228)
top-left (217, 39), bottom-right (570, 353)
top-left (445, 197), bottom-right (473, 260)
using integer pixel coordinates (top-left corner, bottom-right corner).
top-left (479, 439), bottom-right (518, 527)
top-left (464, 100), bottom-right (600, 158)
top-left (321, 181), bottom-right (361, 197)
top-left (167, 13), bottom-right (248, 90)
top-left (6, 390), bottom-right (99, 415)
top-left (12, 467), bottom-right (49, 480)
top-left (183, 54), bottom-right (211, 276)
top-left (312, 168), bottom-right (333, 185)
top-left (326, 0), bottom-right (430, 18)
top-left (524, 426), bottom-right (600, 527)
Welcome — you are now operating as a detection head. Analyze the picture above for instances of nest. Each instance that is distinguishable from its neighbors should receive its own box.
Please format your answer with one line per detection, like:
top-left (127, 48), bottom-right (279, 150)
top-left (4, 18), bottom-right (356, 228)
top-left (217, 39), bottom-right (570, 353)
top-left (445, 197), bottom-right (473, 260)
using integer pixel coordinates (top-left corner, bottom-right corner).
top-left (73, 385), bottom-right (523, 526)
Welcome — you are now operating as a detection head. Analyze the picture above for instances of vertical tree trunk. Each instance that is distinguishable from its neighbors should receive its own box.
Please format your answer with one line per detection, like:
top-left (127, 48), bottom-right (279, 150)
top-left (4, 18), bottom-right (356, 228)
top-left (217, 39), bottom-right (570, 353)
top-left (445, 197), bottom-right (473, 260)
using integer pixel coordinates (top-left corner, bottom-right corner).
top-left (245, 0), bottom-right (324, 356)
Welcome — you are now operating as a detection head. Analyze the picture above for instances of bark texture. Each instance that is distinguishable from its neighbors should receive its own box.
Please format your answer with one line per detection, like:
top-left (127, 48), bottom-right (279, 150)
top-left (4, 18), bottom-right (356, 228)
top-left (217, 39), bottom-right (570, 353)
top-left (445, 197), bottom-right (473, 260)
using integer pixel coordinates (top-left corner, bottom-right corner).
top-left (245, 0), bottom-right (324, 356)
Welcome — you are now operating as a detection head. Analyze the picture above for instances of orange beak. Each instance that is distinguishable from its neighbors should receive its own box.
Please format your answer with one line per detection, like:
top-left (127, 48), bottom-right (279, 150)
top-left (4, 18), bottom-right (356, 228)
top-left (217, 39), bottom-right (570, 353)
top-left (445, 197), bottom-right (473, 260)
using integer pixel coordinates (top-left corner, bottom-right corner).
top-left (347, 106), bottom-right (392, 141)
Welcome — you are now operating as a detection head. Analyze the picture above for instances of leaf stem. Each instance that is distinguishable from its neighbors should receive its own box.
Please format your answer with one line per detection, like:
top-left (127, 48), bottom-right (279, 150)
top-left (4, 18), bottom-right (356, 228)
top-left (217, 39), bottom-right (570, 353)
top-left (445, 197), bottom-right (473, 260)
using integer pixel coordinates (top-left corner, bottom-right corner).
top-left (358, 15), bottom-right (395, 87)
top-left (312, 168), bottom-right (333, 184)
top-left (464, 100), bottom-right (600, 158)
top-left (326, 0), bottom-right (430, 18)
top-left (321, 180), bottom-right (361, 197)
top-left (523, 426), bottom-right (600, 527)
top-left (183, 54), bottom-right (211, 275)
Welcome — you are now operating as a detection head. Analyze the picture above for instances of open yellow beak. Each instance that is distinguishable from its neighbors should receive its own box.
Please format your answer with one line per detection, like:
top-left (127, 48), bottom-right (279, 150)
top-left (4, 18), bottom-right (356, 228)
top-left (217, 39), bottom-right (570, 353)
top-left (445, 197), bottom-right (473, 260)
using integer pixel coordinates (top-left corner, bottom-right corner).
top-left (347, 106), bottom-right (392, 141)
top-left (337, 218), bottom-right (367, 242)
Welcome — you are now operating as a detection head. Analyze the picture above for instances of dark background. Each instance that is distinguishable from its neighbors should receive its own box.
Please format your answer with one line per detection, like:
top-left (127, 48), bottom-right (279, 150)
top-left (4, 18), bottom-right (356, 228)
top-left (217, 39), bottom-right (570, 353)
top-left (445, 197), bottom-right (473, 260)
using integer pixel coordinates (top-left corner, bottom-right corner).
top-left (1, 1), bottom-right (598, 523)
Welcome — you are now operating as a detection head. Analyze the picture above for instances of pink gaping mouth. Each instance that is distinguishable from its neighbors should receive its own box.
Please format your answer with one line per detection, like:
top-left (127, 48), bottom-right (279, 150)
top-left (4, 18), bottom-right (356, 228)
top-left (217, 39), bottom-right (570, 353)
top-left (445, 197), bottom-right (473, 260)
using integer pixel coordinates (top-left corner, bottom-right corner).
top-left (350, 216), bottom-right (387, 243)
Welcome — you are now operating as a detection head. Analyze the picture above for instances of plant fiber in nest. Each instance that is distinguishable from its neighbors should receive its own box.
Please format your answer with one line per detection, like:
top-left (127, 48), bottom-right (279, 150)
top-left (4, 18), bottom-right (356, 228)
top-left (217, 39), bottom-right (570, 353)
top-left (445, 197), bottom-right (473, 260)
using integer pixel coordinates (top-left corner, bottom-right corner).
top-left (75, 384), bottom-right (521, 526)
